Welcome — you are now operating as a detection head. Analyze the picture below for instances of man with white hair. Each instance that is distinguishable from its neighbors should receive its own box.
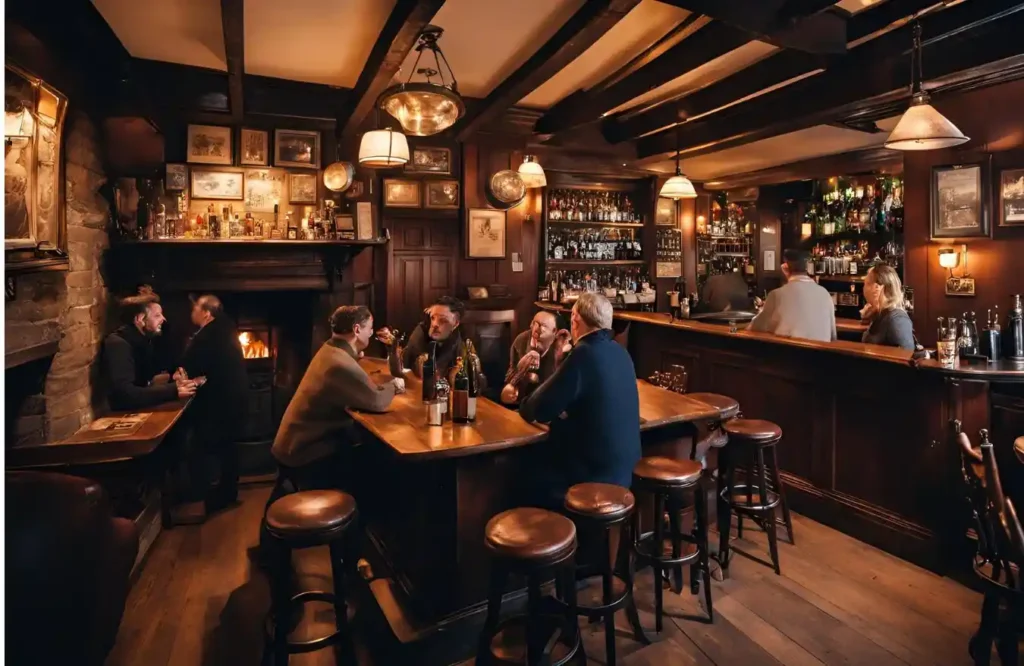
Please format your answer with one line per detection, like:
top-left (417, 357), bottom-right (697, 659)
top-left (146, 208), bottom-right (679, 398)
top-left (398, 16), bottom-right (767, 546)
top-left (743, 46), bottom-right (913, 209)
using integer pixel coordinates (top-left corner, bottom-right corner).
top-left (519, 293), bottom-right (641, 509)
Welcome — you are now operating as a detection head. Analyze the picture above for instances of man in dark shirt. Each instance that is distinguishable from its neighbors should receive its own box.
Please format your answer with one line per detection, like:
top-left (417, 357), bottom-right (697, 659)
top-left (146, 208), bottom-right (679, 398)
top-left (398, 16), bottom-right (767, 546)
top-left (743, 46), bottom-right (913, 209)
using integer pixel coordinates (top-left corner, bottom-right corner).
top-left (519, 293), bottom-right (642, 509)
top-left (177, 294), bottom-right (248, 514)
top-left (383, 296), bottom-right (485, 388)
top-left (500, 310), bottom-right (571, 405)
top-left (103, 287), bottom-right (195, 410)
top-left (698, 271), bottom-right (754, 313)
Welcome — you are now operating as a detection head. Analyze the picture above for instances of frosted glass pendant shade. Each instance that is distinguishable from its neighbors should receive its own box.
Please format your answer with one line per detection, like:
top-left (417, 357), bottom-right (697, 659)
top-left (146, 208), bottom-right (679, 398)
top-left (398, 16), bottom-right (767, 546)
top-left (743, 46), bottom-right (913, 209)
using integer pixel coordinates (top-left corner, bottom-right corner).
top-left (884, 94), bottom-right (969, 151)
top-left (518, 155), bottom-right (547, 188)
top-left (358, 129), bottom-right (409, 167)
top-left (660, 173), bottom-right (697, 200)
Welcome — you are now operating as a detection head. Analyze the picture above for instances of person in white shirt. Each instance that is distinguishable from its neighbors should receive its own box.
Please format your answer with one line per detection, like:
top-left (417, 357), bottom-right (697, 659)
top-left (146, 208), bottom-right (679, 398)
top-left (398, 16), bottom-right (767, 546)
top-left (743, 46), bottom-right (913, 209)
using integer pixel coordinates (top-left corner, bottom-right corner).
top-left (748, 249), bottom-right (836, 343)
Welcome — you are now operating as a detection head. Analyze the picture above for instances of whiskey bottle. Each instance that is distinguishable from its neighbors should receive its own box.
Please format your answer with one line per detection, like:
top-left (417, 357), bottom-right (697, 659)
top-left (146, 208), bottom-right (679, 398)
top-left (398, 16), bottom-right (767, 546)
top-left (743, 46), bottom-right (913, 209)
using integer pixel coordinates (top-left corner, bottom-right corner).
top-left (452, 356), bottom-right (470, 423)
top-left (1006, 294), bottom-right (1024, 361)
top-left (465, 340), bottom-right (480, 422)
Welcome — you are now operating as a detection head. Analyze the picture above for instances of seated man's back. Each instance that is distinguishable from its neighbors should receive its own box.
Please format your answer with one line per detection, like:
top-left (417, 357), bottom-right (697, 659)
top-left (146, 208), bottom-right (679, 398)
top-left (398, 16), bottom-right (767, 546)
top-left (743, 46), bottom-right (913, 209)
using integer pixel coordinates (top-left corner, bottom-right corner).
top-left (748, 250), bottom-right (836, 343)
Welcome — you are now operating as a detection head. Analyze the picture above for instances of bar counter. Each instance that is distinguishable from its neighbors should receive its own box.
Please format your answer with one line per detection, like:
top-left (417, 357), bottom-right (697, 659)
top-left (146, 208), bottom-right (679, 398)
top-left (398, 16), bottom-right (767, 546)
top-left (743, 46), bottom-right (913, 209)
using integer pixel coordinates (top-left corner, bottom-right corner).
top-left (536, 301), bottom-right (1024, 574)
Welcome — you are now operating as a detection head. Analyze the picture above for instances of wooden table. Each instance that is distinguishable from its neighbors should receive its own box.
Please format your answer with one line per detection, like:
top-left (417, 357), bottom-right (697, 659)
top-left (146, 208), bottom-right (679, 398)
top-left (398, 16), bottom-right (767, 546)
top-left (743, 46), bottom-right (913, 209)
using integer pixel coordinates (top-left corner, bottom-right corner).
top-left (349, 358), bottom-right (733, 664)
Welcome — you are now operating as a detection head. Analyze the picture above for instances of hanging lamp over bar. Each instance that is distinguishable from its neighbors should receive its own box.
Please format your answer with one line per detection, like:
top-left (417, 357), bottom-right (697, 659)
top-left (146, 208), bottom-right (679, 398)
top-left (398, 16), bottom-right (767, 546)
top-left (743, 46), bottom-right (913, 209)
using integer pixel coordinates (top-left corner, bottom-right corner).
top-left (379, 25), bottom-right (465, 137)
top-left (518, 155), bottom-right (547, 188)
top-left (358, 128), bottom-right (409, 168)
top-left (659, 106), bottom-right (697, 200)
top-left (884, 22), bottom-right (968, 151)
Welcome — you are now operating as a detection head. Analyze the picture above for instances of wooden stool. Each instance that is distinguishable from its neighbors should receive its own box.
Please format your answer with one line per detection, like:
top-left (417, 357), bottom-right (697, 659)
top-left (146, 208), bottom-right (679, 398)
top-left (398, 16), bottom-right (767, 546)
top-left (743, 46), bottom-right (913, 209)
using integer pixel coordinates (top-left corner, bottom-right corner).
top-left (718, 419), bottom-right (793, 577)
top-left (632, 457), bottom-right (713, 631)
top-left (263, 490), bottom-right (359, 666)
top-left (477, 508), bottom-right (584, 666)
top-left (564, 483), bottom-right (650, 666)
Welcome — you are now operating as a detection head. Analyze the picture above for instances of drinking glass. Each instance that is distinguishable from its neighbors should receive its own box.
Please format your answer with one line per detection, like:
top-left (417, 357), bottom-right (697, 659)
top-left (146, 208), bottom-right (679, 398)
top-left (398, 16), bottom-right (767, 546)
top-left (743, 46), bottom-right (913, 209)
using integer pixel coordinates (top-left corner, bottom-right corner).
top-left (937, 339), bottom-right (957, 368)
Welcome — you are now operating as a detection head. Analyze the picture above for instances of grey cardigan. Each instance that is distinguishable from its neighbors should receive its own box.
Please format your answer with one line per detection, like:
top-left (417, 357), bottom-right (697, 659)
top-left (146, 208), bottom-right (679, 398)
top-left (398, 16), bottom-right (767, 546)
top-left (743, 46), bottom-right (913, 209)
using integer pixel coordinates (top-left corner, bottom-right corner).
top-left (862, 308), bottom-right (915, 350)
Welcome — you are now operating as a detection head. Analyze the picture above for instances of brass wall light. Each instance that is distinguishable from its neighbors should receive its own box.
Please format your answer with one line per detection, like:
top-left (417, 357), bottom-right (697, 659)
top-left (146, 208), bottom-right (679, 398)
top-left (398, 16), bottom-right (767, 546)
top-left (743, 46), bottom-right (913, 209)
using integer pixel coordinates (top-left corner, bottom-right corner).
top-left (939, 244), bottom-right (975, 296)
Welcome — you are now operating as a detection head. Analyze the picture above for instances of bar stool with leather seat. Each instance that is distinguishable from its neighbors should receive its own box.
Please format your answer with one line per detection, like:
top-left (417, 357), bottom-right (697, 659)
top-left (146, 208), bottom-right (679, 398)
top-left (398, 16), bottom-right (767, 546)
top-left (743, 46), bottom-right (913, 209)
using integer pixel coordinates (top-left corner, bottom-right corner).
top-left (632, 456), bottom-right (714, 631)
top-left (718, 418), bottom-right (793, 577)
top-left (563, 483), bottom-right (650, 666)
top-left (263, 489), bottom-right (359, 666)
top-left (477, 507), bottom-right (584, 666)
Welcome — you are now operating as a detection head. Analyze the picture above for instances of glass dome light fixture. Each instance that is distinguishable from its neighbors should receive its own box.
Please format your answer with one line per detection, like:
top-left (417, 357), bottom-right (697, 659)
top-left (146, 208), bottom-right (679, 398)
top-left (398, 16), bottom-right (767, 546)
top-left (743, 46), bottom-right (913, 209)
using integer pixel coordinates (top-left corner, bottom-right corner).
top-left (518, 155), bottom-right (547, 188)
top-left (659, 109), bottom-right (697, 200)
top-left (379, 25), bottom-right (465, 137)
top-left (358, 126), bottom-right (409, 168)
top-left (884, 22), bottom-right (968, 151)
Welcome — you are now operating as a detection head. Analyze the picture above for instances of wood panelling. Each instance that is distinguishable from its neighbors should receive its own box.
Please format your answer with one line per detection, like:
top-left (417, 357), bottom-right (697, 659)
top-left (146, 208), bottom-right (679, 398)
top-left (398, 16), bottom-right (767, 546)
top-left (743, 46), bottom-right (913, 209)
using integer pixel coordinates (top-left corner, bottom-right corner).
top-left (903, 78), bottom-right (1024, 345)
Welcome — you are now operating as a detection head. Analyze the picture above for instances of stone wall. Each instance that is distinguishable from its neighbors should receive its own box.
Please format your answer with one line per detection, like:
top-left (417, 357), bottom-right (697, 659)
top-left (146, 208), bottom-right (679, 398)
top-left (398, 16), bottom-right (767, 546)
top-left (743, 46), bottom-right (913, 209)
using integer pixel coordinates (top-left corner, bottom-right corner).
top-left (6, 112), bottom-right (111, 446)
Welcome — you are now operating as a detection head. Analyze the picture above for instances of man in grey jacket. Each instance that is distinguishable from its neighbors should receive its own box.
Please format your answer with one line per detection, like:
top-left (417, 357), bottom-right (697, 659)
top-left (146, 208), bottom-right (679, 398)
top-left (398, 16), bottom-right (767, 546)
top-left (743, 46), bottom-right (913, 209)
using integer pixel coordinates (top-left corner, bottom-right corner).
top-left (748, 249), bottom-right (836, 343)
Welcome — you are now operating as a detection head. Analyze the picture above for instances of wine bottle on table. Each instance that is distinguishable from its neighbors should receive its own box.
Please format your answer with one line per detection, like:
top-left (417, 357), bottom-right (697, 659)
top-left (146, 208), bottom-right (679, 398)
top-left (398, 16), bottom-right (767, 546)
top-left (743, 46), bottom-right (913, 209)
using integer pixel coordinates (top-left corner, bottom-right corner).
top-left (452, 357), bottom-right (470, 423)
top-left (422, 342), bottom-right (437, 402)
top-left (465, 340), bottom-right (479, 422)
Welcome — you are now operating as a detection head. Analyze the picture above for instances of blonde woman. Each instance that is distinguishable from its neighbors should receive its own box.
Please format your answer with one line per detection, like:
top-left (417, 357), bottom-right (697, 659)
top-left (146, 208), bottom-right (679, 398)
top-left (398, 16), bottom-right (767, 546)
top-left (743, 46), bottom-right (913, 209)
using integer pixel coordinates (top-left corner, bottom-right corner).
top-left (861, 264), bottom-right (915, 350)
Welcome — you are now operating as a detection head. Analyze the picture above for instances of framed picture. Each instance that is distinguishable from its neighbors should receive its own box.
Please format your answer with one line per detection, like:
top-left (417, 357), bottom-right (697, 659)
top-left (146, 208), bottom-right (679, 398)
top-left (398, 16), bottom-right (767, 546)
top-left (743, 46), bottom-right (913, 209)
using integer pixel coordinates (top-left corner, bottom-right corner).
top-left (186, 124), bottom-right (233, 165)
top-left (165, 163), bottom-right (187, 191)
top-left (930, 163), bottom-right (989, 239)
top-left (274, 129), bottom-right (320, 169)
top-left (335, 214), bottom-right (355, 231)
top-left (425, 180), bottom-right (460, 209)
top-left (288, 173), bottom-right (317, 204)
top-left (655, 197), bottom-right (676, 225)
top-left (244, 168), bottom-right (284, 212)
top-left (407, 147), bottom-right (451, 174)
top-left (240, 128), bottom-right (269, 166)
top-left (998, 167), bottom-right (1024, 227)
top-left (191, 168), bottom-right (244, 200)
top-left (467, 208), bottom-right (506, 259)
top-left (384, 179), bottom-right (421, 207)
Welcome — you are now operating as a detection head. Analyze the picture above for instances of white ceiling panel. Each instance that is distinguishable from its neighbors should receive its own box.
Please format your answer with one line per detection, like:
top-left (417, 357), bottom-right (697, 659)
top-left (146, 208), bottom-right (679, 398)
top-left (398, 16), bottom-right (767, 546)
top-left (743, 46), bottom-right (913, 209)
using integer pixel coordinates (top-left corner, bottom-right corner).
top-left (92, 0), bottom-right (227, 70)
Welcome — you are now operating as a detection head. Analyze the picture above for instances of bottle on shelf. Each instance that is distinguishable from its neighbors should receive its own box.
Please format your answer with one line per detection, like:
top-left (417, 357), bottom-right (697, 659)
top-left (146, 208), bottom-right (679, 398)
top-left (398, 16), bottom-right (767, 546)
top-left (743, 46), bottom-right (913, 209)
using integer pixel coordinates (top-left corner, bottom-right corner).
top-left (547, 188), bottom-right (639, 223)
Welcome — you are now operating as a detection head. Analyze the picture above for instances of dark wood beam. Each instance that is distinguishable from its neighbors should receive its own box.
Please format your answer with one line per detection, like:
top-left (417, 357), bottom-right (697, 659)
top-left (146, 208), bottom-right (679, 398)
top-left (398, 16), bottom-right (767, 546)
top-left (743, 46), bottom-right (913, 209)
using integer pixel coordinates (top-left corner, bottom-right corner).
top-left (592, 12), bottom-right (704, 94)
top-left (606, 0), bottom-right (944, 143)
top-left (338, 0), bottom-right (445, 138)
top-left (701, 147), bottom-right (902, 191)
top-left (220, 0), bottom-right (244, 122)
top-left (656, 0), bottom-right (848, 54)
top-left (534, 20), bottom-right (752, 136)
top-left (828, 120), bottom-right (883, 134)
top-left (636, 1), bottom-right (1024, 160)
top-left (456, 0), bottom-right (641, 141)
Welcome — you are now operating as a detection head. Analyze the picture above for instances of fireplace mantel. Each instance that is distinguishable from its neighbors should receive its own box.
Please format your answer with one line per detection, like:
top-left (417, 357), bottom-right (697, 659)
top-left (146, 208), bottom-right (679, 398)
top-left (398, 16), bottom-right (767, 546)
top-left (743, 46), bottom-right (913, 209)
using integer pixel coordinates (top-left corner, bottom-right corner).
top-left (104, 239), bottom-right (385, 293)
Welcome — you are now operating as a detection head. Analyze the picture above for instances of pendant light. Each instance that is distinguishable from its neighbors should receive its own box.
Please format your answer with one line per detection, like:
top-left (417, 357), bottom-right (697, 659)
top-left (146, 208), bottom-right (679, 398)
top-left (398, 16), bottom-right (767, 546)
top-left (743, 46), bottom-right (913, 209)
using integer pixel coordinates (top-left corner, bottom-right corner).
top-left (884, 22), bottom-right (968, 151)
top-left (659, 108), bottom-right (697, 200)
top-left (379, 25), bottom-right (464, 137)
top-left (518, 155), bottom-right (547, 188)
top-left (358, 127), bottom-right (409, 168)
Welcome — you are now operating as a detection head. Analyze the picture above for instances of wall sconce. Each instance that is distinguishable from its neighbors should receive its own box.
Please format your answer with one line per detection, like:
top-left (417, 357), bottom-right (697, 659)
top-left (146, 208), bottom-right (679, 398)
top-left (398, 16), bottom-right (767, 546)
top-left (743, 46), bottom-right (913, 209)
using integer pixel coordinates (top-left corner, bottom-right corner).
top-left (800, 222), bottom-right (812, 240)
top-left (940, 244), bottom-right (975, 296)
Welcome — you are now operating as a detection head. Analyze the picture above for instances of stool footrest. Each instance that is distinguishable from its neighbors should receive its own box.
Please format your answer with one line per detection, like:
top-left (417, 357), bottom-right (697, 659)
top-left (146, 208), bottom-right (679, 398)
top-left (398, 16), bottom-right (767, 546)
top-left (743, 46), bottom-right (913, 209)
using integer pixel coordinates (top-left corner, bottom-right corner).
top-left (265, 590), bottom-right (345, 655)
top-left (486, 613), bottom-right (580, 666)
top-left (634, 531), bottom-right (702, 567)
top-left (570, 572), bottom-right (630, 617)
top-left (722, 483), bottom-right (781, 511)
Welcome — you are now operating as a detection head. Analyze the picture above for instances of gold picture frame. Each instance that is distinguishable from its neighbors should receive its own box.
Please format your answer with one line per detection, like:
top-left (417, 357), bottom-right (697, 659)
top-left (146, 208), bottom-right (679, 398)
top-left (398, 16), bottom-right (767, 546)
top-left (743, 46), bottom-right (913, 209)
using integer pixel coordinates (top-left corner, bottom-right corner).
top-left (190, 168), bottom-right (245, 200)
top-left (467, 208), bottom-right (506, 259)
top-left (383, 179), bottom-right (421, 208)
top-left (240, 128), bottom-right (269, 166)
top-left (288, 173), bottom-right (318, 204)
top-left (186, 124), bottom-right (233, 165)
top-left (407, 147), bottom-right (451, 174)
top-left (425, 180), bottom-right (460, 209)
top-left (274, 129), bottom-right (320, 169)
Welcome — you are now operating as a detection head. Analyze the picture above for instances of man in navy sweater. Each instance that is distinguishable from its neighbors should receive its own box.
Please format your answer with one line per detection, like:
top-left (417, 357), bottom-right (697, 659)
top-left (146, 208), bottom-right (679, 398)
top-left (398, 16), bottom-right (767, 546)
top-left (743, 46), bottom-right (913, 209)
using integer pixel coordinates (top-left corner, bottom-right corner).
top-left (519, 293), bottom-right (641, 509)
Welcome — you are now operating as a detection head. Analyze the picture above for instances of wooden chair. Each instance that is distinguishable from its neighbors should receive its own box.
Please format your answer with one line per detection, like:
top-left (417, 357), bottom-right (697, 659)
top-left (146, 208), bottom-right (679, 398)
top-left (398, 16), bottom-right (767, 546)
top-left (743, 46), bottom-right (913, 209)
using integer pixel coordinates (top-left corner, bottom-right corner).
top-left (955, 420), bottom-right (1024, 665)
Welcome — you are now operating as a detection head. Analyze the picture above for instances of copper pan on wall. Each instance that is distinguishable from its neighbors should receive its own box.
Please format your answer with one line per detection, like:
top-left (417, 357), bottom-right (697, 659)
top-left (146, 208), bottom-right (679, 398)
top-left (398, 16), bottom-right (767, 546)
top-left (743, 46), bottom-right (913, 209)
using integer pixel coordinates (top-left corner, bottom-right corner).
top-left (485, 170), bottom-right (526, 210)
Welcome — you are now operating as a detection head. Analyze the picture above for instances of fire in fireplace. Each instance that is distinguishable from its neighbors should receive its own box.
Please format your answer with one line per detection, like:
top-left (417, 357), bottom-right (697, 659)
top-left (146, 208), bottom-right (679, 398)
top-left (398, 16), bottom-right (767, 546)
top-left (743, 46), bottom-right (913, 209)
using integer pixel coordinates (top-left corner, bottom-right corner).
top-left (238, 330), bottom-right (270, 359)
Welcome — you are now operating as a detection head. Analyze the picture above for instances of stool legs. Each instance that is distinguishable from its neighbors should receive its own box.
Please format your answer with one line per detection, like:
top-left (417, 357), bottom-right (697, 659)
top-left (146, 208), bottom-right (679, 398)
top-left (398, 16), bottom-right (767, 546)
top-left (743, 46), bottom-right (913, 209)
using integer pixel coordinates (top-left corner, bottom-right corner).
top-left (477, 568), bottom-right (506, 666)
top-left (769, 445), bottom-right (795, 545)
top-left (328, 540), bottom-right (357, 665)
top-left (270, 545), bottom-right (292, 666)
top-left (716, 446), bottom-right (734, 576)
top-left (695, 477), bottom-right (713, 619)
top-left (651, 493), bottom-right (665, 633)
top-left (756, 447), bottom-right (781, 576)
top-left (622, 522), bottom-right (651, 647)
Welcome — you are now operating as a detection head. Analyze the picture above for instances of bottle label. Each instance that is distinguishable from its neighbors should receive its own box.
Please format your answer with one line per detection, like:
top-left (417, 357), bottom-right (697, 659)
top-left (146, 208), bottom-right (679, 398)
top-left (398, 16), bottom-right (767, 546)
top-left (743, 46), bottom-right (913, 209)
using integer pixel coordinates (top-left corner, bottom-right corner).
top-left (453, 390), bottom-right (469, 421)
top-left (467, 397), bottom-right (477, 421)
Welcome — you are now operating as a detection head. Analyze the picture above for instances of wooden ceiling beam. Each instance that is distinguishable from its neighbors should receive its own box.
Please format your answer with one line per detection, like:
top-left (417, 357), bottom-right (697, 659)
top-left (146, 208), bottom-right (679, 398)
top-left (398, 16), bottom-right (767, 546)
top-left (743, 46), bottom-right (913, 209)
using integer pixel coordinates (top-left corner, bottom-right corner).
top-left (220, 0), bottom-right (245, 122)
top-left (534, 20), bottom-right (751, 136)
top-left (455, 0), bottom-right (641, 141)
top-left (605, 0), bottom-right (944, 143)
top-left (635, 2), bottom-right (1024, 161)
top-left (338, 0), bottom-right (445, 139)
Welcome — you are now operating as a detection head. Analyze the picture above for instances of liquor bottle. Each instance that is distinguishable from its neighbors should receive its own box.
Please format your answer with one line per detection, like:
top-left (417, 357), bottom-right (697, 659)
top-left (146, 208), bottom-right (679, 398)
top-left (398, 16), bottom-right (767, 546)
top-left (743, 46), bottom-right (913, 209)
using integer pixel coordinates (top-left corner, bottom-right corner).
top-left (245, 212), bottom-right (254, 237)
top-left (980, 308), bottom-right (1002, 362)
top-left (421, 342), bottom-right (437, 402)
top-left (387, 330), bottom-right (405, 378)
top-left (1006, 294), bottom-right (1024, 361)
top-left (286, 212), bottom-right (297, 240)
top-left (465, 340), bottom-right (480, 422)
top-left (451, 356), bottom-right (470, 423)
top-left (208, 204), bottom-right (221, 239)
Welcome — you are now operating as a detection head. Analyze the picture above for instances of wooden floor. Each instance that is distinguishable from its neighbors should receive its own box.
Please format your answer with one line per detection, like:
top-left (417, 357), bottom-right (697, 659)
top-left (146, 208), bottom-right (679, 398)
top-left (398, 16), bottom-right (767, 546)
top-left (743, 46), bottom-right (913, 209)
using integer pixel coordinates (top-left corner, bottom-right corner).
top-left (107, 485), bottom-right (989, 666)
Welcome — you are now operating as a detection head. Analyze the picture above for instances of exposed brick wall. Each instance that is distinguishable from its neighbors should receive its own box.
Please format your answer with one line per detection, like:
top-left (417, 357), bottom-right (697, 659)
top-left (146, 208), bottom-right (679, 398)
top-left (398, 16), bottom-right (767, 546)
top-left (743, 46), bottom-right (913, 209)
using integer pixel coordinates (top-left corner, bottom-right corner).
top-left (6, 112), bottom-right (112, 445)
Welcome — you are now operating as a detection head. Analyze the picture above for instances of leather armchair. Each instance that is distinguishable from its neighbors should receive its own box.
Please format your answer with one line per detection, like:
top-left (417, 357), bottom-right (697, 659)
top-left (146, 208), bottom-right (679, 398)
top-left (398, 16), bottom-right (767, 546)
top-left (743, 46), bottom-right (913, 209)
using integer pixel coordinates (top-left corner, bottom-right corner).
top-left (6, 471), bottom-right (139, 666)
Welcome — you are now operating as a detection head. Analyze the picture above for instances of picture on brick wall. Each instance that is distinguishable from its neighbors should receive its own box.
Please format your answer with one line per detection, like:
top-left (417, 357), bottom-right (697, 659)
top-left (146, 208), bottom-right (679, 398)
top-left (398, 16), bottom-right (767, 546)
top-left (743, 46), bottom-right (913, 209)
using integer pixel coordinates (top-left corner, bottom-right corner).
top-left (999, 168), bottom-right (1024, 226)
top-left (288, 173), bottom-right (317, 204)
top-left (191, 168), bottom-right (244, 200)
top-left (240, 128), bottom-right (269, 166)
top-left (275, 129), bottom-right (320, 169)
top-left (186, 124), bottom-right (233, 165)
top-left (165, 163), bottom-right (187, 191)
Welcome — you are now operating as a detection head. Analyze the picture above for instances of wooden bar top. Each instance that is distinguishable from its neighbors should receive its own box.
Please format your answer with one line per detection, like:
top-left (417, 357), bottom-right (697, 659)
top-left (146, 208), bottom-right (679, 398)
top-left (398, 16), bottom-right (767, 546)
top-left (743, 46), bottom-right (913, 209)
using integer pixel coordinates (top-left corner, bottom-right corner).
top-left (351, 358), bottom-right (730, 460)
top-left (6, 398), bottom-right (191, 469)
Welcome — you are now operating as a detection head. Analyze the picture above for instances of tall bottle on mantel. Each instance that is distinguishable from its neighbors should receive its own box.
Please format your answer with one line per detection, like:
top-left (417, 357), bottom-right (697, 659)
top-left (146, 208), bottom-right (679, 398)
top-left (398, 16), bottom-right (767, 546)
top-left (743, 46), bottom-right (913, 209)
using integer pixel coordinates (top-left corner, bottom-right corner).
top-left (1006, 294), bottom-right (1024, 361)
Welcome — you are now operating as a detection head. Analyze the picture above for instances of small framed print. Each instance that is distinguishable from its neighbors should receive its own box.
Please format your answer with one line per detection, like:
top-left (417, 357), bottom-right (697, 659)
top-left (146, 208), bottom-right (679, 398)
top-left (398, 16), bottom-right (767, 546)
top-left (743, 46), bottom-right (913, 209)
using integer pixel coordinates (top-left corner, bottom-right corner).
top-left (288, 173), bottom-right (317, 204)
top-left (425, 180), bottom-right (460, 209)
top-left (655, 197), bottom-right (676, 225)
top-left (467, 208), bottom-right (506, 259)
top-left (186, 124), bottom-right (233, 165)
top-left (240, 128), bottom-right (269, 166)
top-left (930, 163), bottom-right (989, 239)
top-left (165, 163), bottom-right (187, 191)
top-left (191, 168), bottom-right (244, 200)
top-left (274, 129), bottom-right (320, 169)
top-left (335, 214), bottom-right (355, 231)
top-left (407, 147), bottom-right (451, 174)
top-left (998, 167), bottom-right (1024, 226)
top-left (384, 179), bottom-right (421, 208)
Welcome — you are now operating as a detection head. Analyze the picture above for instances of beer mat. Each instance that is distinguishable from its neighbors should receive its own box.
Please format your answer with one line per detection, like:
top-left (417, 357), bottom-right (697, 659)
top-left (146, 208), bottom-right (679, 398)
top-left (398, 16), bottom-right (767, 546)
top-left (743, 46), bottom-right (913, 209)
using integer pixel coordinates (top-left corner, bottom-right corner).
top-left (89, 412), bottom-right (151, 434)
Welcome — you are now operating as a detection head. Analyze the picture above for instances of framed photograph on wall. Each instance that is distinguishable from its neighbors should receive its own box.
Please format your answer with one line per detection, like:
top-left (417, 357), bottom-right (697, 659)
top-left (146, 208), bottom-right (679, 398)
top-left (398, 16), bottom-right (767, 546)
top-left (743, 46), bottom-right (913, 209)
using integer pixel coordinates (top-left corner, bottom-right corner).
top-left (425, 180), bottom-right (460, 209)
top-left (930, 163), bottom-right (989, 239)
top-left (240, 128), bottom-right (269, 166)
top-left (467, 208), bottom-right (506, 259)
top-left (655, 197), bottom-right (676, 225)
top-left (165, 163), bottom-right (187, 191)
top-left (274, 129), bottom-right (320, 169)
top-left (191, 168), bottom-right (244, 200)
top-left (288, 173), bottom-right (317, 204)
top-left (999, 167), bottom-right (1024, 227)
top-left (383, 179), bottom-right (421, 208)
top-left (186, 124), bottom-right (233, 165)
top-left (406, 147), bottom-right (451, 174)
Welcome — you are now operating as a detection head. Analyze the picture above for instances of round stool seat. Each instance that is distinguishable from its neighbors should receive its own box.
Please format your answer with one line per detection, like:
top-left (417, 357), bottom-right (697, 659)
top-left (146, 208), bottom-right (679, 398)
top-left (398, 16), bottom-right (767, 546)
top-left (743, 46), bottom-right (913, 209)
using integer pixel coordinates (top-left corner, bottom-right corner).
top-left (633, 456), bottom-right (702, 486)
top-left (266, 490), bottom-right (357, 538)
top-left (564, 483), bottom-right (635, 520)
top-left (688, 392), bottom-right (740, 419)
top-left (724, 418), bottom-right (782, 444)
top-left (485, 508), bottom-right (576, 562)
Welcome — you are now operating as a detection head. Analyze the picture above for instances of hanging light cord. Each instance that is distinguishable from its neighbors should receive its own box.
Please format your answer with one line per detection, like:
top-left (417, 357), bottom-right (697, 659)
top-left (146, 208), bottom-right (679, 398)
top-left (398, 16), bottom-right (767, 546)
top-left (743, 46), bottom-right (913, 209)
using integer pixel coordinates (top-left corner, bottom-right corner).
top-left (911, 21), bottom-right (923, 95)
top-left (674, 103), bottom-right (682, 176)
top-left (403, 29), bottom-right (459, 92)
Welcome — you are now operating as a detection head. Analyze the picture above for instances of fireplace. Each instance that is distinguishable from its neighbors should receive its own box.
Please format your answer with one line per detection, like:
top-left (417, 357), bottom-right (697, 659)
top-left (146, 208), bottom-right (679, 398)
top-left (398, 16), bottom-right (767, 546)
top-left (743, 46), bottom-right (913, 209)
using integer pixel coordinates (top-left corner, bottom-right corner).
top-left (236, 323), bottom-right (274, 446)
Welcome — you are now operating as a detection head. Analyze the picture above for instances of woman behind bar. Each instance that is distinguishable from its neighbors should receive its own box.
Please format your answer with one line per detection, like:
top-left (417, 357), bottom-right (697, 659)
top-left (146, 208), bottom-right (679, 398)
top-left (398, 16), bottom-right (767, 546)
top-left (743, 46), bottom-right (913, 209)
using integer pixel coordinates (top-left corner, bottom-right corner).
top-left (861, 264), bottom-right (915, 350)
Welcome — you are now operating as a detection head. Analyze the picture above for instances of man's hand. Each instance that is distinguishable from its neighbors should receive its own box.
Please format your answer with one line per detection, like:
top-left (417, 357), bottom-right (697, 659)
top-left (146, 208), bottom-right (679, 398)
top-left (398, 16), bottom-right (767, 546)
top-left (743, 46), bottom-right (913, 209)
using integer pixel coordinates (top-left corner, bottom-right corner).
top-left (516, 350), bottom-right (541, 374)
top-left (553, 329), bottom-right (572, 365)
top-left (177, 382), bottom-right (197, 400)
top-left (500, 384), bottom-right (519, 404)
top-left (172, 367), bottom-right (188, 383)
top-left (152, 372), bottom-right (171, 384)
top-left (391, 377), bottom-right (406, 394)
top-left (375, 327), bottom-right (396, 346)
